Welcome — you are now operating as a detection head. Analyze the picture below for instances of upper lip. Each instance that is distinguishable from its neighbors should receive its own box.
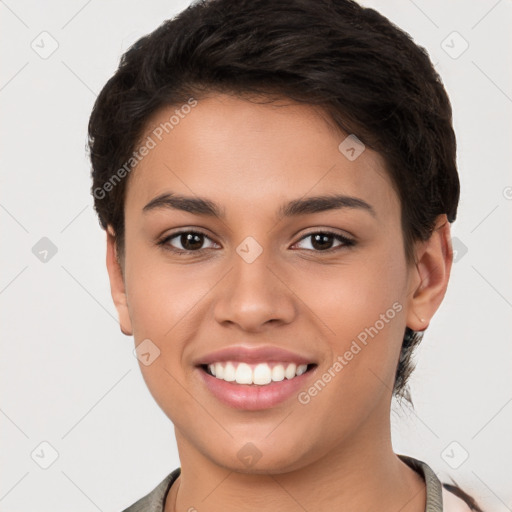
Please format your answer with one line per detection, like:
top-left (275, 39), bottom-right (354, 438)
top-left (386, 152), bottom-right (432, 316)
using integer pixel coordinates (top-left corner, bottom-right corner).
top-left (194, 345), bottom-right (316, 366)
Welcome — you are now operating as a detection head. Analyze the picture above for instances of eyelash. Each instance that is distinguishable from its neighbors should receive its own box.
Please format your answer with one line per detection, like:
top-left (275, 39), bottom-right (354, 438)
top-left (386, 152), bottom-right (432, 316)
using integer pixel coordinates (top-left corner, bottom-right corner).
top-left (156, 229), bottom-right (356, 255)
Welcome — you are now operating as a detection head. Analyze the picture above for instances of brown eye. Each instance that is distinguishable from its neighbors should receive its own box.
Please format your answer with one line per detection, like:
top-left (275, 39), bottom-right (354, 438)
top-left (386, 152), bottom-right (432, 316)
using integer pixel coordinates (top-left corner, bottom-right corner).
top-left (310, 233), bottom-right (335, 250)
top-left (179, 232), bottom-right (205, 251)
top-left (159, 231), bottom-right (218, 253)
top-left (294, 231), bottom-right (355, 252)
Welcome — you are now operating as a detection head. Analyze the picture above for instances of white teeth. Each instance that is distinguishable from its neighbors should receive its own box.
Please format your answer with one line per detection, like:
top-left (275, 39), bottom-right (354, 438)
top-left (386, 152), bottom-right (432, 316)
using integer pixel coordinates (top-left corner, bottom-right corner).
top-left (223, 362), bottom-right (236, 382)
top-left (235, 363), bottom-right (253, 384)
top-left (271, 365), bottom-right (285, 382)
top-left (214, 362), bottom-right (224, 379)
top-left (296, 364), bottom-right (307, 376)
top-left (204, 361), bottom-right (310, 385)
top-left (253, 363), bottom-right (272, 385)
top-left (285, 363), bottom-right (296, 379)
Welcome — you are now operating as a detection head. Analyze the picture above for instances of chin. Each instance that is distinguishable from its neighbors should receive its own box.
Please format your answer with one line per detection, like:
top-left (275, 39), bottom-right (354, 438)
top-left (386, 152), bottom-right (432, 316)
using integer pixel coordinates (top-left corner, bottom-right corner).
top-left (204, 440), bottom-right (315, 476)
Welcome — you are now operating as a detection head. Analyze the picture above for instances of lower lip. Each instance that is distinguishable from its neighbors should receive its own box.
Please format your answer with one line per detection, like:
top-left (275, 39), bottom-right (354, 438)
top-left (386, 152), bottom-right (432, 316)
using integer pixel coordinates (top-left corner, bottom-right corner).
top-left (196, 365), bottom-right (317, 410)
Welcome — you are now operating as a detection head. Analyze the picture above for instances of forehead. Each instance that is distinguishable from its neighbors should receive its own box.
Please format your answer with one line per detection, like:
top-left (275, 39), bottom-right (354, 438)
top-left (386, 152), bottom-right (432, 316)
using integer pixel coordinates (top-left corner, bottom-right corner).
top-left (125, 93), bottom-right (399, 223)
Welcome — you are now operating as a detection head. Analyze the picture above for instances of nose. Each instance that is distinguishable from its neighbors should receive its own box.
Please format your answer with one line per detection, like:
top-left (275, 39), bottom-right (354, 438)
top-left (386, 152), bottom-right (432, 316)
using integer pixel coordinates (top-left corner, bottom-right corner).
top-left (212, 247), bottom-right (297, 333)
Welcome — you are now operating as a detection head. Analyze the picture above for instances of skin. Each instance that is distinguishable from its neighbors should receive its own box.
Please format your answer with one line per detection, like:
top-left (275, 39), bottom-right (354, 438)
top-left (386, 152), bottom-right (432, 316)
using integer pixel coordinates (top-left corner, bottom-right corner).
top-left (105, 93), bottom-right (453, 512)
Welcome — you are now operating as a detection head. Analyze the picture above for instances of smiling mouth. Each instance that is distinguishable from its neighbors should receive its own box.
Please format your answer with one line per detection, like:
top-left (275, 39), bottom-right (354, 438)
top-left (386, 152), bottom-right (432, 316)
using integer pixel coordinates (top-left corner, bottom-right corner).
top-left (199, 361), bottom-right (317, 386)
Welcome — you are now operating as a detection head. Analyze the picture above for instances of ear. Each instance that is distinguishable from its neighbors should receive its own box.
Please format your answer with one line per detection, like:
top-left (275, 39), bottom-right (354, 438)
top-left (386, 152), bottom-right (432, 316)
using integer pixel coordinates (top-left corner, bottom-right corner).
top-left (105, 225), bottom-right (133, 336)
top-left (405, 214), bottom-right (453, 332)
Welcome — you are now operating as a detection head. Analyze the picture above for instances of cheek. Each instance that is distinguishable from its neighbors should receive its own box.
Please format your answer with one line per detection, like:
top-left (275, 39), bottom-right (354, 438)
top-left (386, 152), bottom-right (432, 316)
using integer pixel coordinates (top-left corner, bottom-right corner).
top-left (294, 262), bottom-right (407, 435)
top-left (302, 247), bottom-right (406, 336)
top-left (123, 252), bottom-right (209, 417)
top-left (124, 247), bottom-right (212, 341)
top-left (296, 241), bottom-right (408, 383)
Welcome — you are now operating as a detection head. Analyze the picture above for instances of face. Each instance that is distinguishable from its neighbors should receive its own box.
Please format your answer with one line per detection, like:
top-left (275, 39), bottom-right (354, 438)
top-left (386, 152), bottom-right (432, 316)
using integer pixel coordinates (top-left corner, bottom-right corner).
top-left (106, 93), bottom-right (449, 473)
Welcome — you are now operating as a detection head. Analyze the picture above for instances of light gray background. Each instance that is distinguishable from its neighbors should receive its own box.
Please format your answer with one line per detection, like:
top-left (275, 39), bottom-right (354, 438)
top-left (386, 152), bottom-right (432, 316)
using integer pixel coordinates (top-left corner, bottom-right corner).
top-left (1, 1), bottom-right (510, 511)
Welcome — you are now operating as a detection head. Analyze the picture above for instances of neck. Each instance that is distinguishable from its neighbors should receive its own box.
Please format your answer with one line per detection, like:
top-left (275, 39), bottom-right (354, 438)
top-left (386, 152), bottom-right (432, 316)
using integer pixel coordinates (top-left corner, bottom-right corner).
top-left (166, 410), bottom-right (426, 512)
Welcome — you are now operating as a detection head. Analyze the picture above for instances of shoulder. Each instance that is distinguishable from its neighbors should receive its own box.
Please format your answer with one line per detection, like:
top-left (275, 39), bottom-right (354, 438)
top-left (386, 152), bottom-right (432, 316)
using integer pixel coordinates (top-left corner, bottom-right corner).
top-left (442, 483), bottom-right (484, 512)
top-left (397, 454), bottom-right (484, 512)
top-left (121, 468), bottom-right (181, 512)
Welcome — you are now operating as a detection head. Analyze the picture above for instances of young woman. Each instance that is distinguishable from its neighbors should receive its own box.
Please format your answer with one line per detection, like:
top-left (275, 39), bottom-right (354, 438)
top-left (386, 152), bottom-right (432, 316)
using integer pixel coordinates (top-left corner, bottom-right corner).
top-left (88, 1), bottom-right (484, 510)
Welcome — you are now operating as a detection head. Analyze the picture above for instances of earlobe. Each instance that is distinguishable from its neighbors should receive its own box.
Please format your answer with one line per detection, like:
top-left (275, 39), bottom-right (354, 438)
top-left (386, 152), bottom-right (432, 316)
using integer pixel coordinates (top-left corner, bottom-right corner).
top-left (105, 226), bottom-right (133, 336)
top-left (406, 214), bottom-right (453, 332)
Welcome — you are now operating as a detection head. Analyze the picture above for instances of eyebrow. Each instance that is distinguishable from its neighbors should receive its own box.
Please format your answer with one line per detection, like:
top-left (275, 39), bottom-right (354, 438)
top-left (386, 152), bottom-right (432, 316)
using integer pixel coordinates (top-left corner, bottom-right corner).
top-left (142, 192), bottom-right (376, 219)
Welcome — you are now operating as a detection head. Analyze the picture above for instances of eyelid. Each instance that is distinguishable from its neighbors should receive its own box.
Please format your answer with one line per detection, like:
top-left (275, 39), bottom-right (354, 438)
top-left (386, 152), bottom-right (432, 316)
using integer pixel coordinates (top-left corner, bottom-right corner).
top-left (294, 227), bottom-right (354, 241)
